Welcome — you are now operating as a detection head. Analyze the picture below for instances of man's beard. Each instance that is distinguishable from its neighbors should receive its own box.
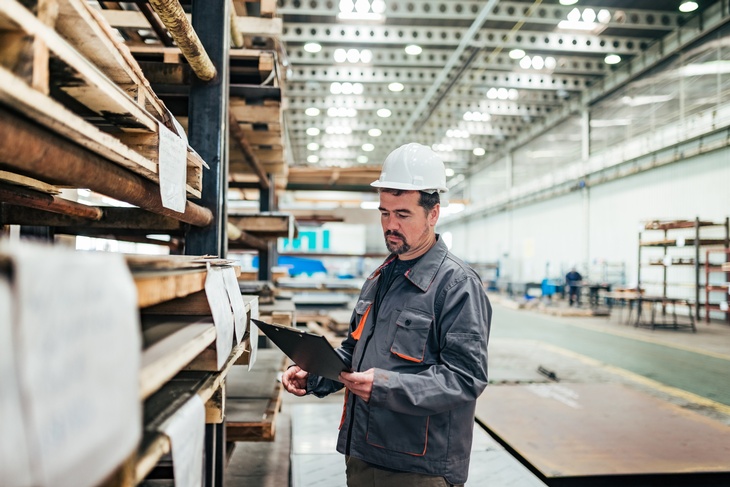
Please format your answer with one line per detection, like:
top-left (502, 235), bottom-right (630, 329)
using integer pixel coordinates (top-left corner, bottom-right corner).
top-left (384, 230), bottom-right (410, 255)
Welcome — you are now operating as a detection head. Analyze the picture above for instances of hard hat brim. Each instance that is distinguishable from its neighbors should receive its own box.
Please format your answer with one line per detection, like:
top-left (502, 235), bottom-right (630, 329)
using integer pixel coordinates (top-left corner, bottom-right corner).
top-left (370, 179), bottom-right (447, 194)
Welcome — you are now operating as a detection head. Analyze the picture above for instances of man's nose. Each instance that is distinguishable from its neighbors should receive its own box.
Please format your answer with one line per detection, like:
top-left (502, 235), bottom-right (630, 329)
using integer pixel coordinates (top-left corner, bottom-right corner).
top-left (383, 216), bottom-right (398, 231)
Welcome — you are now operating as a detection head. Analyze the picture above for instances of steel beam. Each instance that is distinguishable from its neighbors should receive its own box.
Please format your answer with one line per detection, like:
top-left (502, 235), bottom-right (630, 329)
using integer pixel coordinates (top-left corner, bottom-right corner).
top-left (186, 0), bottom-right (230, 256)
top-left (279, 0), bottom-right (679, 32)
top-left (282, 23), bottom-right (648, 55)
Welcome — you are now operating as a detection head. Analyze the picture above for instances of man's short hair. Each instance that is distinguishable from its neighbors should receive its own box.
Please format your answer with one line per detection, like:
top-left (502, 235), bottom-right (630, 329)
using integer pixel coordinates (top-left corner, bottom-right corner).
top-left (379, 188), bottom-right (440, 213)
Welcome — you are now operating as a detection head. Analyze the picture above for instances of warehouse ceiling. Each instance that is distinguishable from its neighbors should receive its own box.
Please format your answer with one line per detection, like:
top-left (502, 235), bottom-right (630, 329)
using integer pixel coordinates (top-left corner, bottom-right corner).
top-left (279, 0), bottom-right (719, 192)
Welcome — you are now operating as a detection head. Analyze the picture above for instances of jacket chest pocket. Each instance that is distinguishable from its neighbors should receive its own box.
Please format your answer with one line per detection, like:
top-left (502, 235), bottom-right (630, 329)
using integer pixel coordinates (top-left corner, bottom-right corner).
top-left (390, 308), bottom-right (433, 363)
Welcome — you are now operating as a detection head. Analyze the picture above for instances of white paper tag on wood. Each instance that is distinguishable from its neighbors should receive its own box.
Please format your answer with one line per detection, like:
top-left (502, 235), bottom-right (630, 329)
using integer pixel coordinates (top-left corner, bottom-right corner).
top-left (205, 267), bottom-right (234, 369)
top-left (0, 275), bottom-right (33, 487)
top-left (247, 297), bottom-right (260, 371)
top-left (721, 301), bottom-right (729, 312)
top-left (158, 121), bottom-right (187, 213)
top-left (0, 241), bottom-right (141, 487)
top-left (160, 395), bottom-right (205, 487)
top-left (222, 267), bottom-right (246, 345)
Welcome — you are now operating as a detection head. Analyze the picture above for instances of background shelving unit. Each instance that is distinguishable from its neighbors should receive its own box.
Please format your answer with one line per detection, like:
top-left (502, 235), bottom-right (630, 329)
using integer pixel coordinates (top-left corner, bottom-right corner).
top-left (705, 249), bottom-right (730, 324)
top-left (638, 217), bottom-right (729, 322)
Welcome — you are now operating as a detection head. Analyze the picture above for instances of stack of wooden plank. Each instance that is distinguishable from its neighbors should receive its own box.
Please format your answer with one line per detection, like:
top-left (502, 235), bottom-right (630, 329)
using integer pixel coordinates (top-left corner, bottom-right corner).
top-left (0, 0), bottom-right (204, 199)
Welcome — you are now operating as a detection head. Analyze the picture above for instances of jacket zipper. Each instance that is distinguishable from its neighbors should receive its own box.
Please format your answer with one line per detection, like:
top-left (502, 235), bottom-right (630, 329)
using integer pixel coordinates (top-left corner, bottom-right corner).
top-left (345, 326), bottom-right (375, 456)
top-left (345, 265), bottom-right (400, 456)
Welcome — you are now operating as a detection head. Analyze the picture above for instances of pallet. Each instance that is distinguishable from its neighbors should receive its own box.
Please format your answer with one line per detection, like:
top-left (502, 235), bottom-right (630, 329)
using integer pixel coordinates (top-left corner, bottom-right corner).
top-left (228, 212), bottom-right (298, 239)
top-left (0, 0), bottom-right (204, 196)
top-left (226, 350), bottom-right (287, 442)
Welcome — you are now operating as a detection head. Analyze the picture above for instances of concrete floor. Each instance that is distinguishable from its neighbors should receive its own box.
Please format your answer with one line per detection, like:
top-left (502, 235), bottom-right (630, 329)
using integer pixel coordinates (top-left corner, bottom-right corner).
top-left (225, 300), bottom-right (730, 486)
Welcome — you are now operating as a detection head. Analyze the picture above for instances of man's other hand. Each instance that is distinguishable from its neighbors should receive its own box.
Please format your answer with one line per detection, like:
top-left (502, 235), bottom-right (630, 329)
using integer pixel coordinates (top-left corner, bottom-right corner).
top-left (282, 365), bottom-right (308, 396)
top-left (339, 369), bottom-right (374, 402)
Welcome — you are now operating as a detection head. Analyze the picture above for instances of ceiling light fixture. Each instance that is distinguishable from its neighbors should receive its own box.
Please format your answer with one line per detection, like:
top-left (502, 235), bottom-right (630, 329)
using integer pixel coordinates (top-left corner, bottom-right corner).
top-left (377, 108), bottom-right (392, 118)
top-left (581, 8), bottom-right (596, 23)
top-left (679, 1), bottom-right (698, 12)
top-left (388, 82), bottom-right (404, 92)
top-left (326, 126), bottom-right (352, 135)
top-left (307, 142), bottom-right (320, 150)
top-left (303, 42), bottom-right (322, 53)
top-left (405, 44), bottom-right (422, 56)
top-left (306, 127), bottom-right (320, 136)
top-left (604, 54), bottom-right (621, 65)
top-left (597, 9), bottom-right (611, 23)
top-left (305, 107), bottom-right (320, 116)
top-left (445, 168), bottom-right (455, 177)
top-left (362, 143), bottom-right (375, 151)
top-left (347, 48), bottom-right (360, 63)
top-left (357, 155), bottom-right (369, 163)
top-left (330, 82), bottom-right (342, 94)
top-left (368, 128), bottom-right (382, 137)
top-left (519, 56), bottom-right (532, 69)
top-left (559, 0), bottom-right (579, 5)
top-left (307, 155), bottom-right (319, 163)
top-left (334, 49), bottom-right (348, 63)
top-left (473, 147), bottom-right (486, 156)
top-left (509, 49), bottom-right (525, 60)
top-left (464, 111), bottom-right (491, 122)
top-left (337, 0), bottom-right (385, 21)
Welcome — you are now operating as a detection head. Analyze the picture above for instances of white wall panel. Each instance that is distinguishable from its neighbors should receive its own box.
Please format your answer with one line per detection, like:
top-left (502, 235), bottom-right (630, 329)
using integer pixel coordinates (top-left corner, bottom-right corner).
top-left (452, 147), bottom-right (730, 284)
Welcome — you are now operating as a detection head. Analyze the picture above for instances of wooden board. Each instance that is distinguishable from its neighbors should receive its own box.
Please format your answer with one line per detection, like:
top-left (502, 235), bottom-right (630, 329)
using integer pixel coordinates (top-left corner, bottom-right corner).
top-left (0, 170), bottom-right (60, 194)
top-left (134, 269), bottom-right (208, 308)
top-left (140, 320), bottom-right (217, 399)
top-left (54, 0), bottom-right (167, 120)
top-left (0, 0), bottom-right (158, 131)
top-left (135, 342), bottom-right (246, 482)
top-left (0, 67), bottom-right (201, 196)
top-left (230, 99), bottom-right (281, 125)
top-left (228, 212), bottom-right (296, 238)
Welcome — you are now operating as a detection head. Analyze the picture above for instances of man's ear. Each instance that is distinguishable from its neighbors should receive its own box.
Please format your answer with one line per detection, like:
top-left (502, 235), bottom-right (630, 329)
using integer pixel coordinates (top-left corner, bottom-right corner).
top-left (429, 204), bottom-right (440, 227)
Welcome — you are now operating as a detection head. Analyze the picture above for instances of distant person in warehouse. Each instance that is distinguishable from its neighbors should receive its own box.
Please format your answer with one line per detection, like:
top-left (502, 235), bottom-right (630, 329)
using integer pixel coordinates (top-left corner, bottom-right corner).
top-left (565, 267), bottom-right (583, 306)
top-left (282, 143), bottom-right (491, 487)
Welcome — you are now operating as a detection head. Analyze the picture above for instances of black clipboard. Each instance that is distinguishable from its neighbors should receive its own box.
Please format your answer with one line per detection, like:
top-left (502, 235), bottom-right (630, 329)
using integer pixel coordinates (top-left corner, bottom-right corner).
top-left (253, 319), bottom-right (350, 381)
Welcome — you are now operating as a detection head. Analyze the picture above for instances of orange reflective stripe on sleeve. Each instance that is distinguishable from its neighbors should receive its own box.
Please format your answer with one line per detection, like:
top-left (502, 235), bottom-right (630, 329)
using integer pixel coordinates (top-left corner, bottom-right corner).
top-left (351, 304), bottom-right (371, 341)
top-left (339, 389), bottom-right (349, 429)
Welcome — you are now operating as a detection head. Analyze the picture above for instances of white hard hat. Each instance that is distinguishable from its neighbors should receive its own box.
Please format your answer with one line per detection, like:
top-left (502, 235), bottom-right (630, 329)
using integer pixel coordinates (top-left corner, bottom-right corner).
top-left (370, 143), bottom-right (449, 194)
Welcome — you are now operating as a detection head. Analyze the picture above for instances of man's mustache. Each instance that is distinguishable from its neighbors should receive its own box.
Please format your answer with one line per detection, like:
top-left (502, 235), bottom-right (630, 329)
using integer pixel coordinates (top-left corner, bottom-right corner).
top-left (385, 230), bottom-right (406, 240)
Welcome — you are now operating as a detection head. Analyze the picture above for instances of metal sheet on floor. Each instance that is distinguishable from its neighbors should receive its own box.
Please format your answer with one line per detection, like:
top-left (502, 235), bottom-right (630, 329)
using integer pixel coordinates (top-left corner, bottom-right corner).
top-left (476, 383), bottom-right (730, 479)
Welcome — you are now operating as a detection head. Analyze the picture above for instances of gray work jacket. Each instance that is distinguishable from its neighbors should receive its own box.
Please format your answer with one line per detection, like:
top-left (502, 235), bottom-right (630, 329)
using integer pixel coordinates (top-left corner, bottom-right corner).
top-left (306, 236), bottom-right (491, 485)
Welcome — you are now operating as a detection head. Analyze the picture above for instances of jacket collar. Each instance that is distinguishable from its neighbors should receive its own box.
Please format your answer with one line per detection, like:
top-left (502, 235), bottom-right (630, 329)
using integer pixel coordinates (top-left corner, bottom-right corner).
top-left (367, 234), bottom-right (448, 292)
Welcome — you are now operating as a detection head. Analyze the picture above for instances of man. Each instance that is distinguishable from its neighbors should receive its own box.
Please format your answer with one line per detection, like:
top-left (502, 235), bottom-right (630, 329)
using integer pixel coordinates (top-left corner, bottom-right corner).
top-left (565, 267), bottom-right (583, 306)
top-left (282, 143), bottom-right (491, 486)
